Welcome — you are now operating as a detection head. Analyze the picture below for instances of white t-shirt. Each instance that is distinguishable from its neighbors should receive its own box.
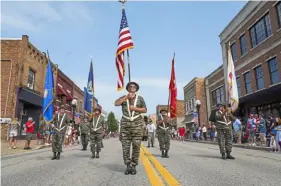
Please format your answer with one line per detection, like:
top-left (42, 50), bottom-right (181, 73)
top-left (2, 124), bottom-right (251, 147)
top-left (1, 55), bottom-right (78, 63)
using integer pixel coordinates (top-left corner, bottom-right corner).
top-left (147, 124), bottom-right (156, 133)
top-left (202, 127), bottom-right (207, 133)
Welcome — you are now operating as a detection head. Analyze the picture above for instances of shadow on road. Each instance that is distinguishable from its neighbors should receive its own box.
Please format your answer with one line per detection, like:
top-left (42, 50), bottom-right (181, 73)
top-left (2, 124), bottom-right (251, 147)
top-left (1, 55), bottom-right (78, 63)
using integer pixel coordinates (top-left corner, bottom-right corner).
top-left (105, 163), bottom-right (126, 173)
top-left (72, 152), bottom-right (91, 158)
top-left (150, 153), bottom-right (162, 158)
top-left (190, 154), bottom-right (221, 159)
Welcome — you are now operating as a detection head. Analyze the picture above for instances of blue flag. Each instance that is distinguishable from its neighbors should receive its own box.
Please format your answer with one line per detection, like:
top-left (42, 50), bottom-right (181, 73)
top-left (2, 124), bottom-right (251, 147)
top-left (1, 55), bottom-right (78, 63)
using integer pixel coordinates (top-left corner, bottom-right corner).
top-left (43, 55), bottom-right (55, 124)
top-left (84, 60), bottom-right (94, 116)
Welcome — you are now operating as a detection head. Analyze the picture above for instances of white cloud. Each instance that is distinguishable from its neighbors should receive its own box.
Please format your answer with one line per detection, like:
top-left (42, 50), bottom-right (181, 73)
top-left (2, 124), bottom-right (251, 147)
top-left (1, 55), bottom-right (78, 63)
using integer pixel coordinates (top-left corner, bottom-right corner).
top-left (1, 2), bottom-right (93, 32)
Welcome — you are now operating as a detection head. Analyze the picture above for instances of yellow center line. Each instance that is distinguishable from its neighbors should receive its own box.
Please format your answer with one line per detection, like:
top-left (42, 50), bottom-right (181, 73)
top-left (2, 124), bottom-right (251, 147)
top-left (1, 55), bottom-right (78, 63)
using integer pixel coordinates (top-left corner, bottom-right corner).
top-left (141, 144), bottom-right (181, 186)
top-left (140, 148), bottom-right (165, 186)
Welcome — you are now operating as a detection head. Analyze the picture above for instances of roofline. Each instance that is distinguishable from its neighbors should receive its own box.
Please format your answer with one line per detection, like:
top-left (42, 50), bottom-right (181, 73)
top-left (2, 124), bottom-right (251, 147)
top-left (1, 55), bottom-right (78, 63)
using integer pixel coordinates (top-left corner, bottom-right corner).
top-left (205, 65), bottom-right (223, 80)
top-left (0, 38), bottom-right (22, 40)
top-left (219, 1), bottom-right (251, 38)
top-left (183, 77), bottom-right (205, 91)
top-left (219, 1), bottom-right (264, 42)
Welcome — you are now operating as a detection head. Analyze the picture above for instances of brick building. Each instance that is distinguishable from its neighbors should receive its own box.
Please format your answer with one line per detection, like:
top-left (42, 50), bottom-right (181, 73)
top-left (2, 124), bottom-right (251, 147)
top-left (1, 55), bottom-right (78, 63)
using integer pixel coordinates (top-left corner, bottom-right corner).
top-left (182, 78), bottom-right (207, 129)
top-left (1, 35), bottom-right (58, 133)
top-left (219, 1), bottom-right (281, 119)
top-left (73, 84), bottom-right (84, 116)
top-left (205, 65), bottom-right (225, 120)
top-left (156, 100), bottom-right (185, 129)
top-left (56, 69), bottom-right (74, 117)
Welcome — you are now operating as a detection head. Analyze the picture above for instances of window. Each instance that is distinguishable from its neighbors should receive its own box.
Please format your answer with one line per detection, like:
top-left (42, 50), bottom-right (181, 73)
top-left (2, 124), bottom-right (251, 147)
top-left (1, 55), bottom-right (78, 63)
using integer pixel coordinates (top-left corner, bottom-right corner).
top-left (250, 13), bottom-right (272, 48)
top-left (231, 42), bottom-right (237, 61)
top-left (268, 57), bottom-right (280, 85)
top-left (255, 66), bottom-right (264, 90)
top-left (211, 86), bottom-right (224, 106)
top-left (276, 2), bottom-right (281, 28)
top-left (236, 77), bottom-right (241, 97)
top-left (244, 72), bottom-right (252, 94)
top-left (27, 69), bottom-right (35, 90)
top-left (239, 34), bottom-right (246, 56)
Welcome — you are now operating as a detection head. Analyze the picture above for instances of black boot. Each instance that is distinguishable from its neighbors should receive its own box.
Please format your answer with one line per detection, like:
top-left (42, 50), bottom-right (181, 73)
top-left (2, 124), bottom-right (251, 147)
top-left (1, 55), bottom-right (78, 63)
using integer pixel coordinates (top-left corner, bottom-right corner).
top-left (51, 152), bottom-right (57, 160)
top-left (85, 144), bottom-right (88, 151)
top-left (148, 145), bottom-right (150, 148)
top-left (226, 153), bottom-right (235, 159)
top-left (96, 152), bottom-right (100, 159)
top-left (165, 150), bottom-right (169, 158)
top-left (161, 151), bottom-right (165, 158)
top-left (221, 153), bottom-right (226, 160)
top-left (124, 163), bottom-right (131, 175)
top-left (81, 145), bottom-right (85, 151)
top-left (91, 152), bottom-right (96, 159)
top-left (56, 152), bottom-right (60, 160)
top-left (131, 165), bottom-right (137, 175)
top-left (152, 143), bottom-right (154, 147)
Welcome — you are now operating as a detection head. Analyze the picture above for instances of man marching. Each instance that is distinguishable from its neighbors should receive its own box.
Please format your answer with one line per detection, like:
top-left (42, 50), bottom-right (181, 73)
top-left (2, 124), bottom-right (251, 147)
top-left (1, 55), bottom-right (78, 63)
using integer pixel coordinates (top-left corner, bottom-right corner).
top-left (114, 82), bottom-right (147, 175)
top-left (80, 117), bottom-right (90, 151)
top-left (215, 103), bottom-right (235, 160)
top-left (89, 108), bottom-right (105, 159)
top-left (51, 105), bottom-right (70, 160)
top-left (157, 109), bottom-right (172, 158)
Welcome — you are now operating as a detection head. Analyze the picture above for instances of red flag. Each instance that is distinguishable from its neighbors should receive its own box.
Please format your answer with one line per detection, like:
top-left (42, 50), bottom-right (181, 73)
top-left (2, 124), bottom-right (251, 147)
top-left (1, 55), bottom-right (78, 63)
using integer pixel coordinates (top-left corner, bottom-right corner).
top-left (169, 53), bottom-right (177, 119)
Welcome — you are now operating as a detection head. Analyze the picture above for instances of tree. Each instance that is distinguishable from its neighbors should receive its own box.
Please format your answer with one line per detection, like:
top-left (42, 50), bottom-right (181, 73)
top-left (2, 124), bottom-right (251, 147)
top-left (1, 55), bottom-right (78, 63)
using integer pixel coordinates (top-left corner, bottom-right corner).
top-left (108, 112), bottom-right (118, 132)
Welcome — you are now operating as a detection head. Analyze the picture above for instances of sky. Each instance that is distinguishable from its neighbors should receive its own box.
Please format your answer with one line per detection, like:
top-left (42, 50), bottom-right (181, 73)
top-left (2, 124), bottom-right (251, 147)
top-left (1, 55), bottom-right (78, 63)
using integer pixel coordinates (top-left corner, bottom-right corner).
top-left (1, 1), bottom-right (247, 119)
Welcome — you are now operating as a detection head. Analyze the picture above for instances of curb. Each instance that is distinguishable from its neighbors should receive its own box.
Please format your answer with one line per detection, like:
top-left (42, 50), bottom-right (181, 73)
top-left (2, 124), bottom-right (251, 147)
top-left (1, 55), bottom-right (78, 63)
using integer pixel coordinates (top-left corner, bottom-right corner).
top-left (185, 140), bottom-right (270, 152)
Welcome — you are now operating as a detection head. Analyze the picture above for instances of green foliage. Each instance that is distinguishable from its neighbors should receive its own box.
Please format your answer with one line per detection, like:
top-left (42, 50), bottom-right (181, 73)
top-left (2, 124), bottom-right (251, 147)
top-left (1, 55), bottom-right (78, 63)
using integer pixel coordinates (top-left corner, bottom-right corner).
top-left (107, 112), bottom-right (118, 132)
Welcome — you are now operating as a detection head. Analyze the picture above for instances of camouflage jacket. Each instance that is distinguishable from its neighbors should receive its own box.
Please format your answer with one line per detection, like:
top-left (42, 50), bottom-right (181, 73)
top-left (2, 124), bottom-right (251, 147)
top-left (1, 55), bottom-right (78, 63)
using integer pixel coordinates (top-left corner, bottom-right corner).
top-left (89, 115), bottom-right (105, 134)
top-left (53, 112), bottom-right (70, 134)
top-left (215, 110), bottom-right (235, 130)
top-left (121, 95), bottom-right (147, 122)
top-left (80, 121), bottom-right (90, 134)
top-left (157, 115), bottom-right (172, 134)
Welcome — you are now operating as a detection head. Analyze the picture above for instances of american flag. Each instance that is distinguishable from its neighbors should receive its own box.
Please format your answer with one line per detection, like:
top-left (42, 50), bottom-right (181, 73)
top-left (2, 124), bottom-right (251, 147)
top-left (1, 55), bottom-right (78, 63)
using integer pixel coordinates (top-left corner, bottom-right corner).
top-left (116, 8), bottom-right (134, 91)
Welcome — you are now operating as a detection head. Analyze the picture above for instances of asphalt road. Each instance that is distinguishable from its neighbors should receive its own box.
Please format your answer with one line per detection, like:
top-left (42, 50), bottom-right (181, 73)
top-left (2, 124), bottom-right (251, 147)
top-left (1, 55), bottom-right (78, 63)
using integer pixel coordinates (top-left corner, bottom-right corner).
top-left (1, 138), bottom-right (281, 186)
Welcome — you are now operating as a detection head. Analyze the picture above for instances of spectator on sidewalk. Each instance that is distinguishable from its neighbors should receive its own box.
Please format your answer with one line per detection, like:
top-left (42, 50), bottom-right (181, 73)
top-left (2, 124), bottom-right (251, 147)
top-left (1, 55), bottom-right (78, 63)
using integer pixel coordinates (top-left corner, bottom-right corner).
top-left (7, 118), bottom-right (20, 149)
top-left (233, 117), bottom-right (242, 144)
top-left (248, 114), bottom-right (256, 146)
top-left (44, 123), bottom-right (51, 145)
top-left (274, 118), bottom-right (281, 153)
top-left (258, 114), bottom-right (267, 147)
top-left (202, 125), bottom-right (207, 140)
top-left (24, 117), bottom-right (35, 150)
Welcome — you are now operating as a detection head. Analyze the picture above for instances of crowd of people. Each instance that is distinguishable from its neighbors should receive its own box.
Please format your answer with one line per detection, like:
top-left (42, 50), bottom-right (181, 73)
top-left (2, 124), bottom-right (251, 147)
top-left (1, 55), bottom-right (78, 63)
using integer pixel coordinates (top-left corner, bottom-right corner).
top-left (168, 113), bottom-right (281, 153)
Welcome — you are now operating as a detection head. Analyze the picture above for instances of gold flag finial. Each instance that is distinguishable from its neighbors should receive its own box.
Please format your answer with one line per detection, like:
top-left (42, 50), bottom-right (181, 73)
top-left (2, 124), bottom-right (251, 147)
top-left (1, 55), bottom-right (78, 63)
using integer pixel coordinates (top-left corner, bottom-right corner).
top-left (119, 0), bottom-right (126, 9)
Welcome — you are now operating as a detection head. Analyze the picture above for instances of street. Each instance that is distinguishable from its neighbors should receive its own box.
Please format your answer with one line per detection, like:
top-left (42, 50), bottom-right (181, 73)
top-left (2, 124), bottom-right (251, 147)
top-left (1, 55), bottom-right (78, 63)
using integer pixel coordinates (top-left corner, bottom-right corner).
top-left (1, 138), bottom-right (281, 186)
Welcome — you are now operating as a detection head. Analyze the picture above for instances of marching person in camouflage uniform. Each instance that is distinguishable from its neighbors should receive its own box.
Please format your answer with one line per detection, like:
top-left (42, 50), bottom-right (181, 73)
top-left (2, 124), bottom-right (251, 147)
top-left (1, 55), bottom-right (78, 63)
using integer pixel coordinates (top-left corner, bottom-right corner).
top-left (157, 109), bottom-right (172, 158)
top-left (51, 105), bottom-right (70, 160)
top-left (89, 108), bottom-right (105, 159)
top-left (215, 103), bottom-right (235, 160)
top-left (114, 82), bottom-right (147, 175)
top-left (80, 117), bottom-right (90, 151)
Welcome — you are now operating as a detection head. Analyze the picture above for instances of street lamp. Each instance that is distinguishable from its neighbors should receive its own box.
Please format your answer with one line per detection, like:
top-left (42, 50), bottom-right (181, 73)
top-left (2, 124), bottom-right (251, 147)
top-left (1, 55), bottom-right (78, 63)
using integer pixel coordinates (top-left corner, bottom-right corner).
top-left (195, 100), bottom-right (201, 128)
top-left (71, 98), bottom-right (78, 125)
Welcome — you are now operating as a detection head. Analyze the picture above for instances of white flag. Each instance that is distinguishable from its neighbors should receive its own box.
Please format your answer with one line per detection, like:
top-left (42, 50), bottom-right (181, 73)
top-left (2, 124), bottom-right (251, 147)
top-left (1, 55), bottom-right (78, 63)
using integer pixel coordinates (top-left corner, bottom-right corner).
top-left (227, 46), bottom-right (239, 112)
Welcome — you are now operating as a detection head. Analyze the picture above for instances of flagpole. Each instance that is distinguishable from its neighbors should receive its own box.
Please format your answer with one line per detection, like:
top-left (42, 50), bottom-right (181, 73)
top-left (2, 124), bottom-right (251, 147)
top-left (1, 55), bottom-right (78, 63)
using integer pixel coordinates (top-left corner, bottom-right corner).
top-left (127, 50), bottom-right (131, 83)
top-left (119, 0), bottom-right (131, 83)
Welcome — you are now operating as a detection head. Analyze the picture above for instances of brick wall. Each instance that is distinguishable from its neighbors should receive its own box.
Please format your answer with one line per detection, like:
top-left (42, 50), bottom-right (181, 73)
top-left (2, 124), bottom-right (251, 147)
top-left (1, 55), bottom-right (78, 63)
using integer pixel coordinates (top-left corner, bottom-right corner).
top-left (195, 78), bottom-right (208, 126)
top-left (1, 35), bottom-right (57, 118)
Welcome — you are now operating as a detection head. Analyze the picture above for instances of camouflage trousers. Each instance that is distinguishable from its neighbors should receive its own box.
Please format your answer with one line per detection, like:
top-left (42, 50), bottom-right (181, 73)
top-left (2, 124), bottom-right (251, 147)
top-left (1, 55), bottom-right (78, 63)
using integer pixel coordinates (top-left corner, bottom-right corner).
top-left (81, 133), bottom-right (89, 148)
top-left (120, 120), bottom-right (143, 166)
top-left (89, 133), bottom-right (102, 152)
top-left (101, 138), bottom-right (104, 148)
top-left (158, 132), bottom-right (170, 151)
top-left (52, 133), bottom-right (64, 153)
top-left (217, 129), bottom-right (232, 154)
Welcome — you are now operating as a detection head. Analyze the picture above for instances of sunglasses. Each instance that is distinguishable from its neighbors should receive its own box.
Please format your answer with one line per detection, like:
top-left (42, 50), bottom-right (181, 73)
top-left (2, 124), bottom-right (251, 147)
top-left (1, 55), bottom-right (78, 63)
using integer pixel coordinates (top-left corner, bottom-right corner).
top-left (129, 86), bottom-right (136, 88)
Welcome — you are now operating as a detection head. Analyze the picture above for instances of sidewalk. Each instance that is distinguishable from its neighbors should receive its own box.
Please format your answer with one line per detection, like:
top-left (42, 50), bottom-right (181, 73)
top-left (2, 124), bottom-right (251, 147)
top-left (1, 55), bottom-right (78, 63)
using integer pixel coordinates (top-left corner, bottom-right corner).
top-left (184, 139), bottom-right (270, 152)
top-left (1, 140), bottom-right (51, 156)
